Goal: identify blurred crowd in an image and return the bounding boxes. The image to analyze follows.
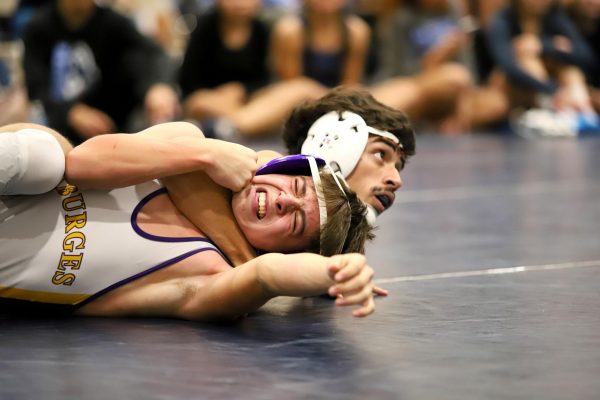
[1,0,599,143]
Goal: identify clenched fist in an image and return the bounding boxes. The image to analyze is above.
[203,139,258,192]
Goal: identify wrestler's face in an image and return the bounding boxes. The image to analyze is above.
[232,174,321,252]
[346,136,403,215]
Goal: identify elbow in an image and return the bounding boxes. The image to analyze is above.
[64,136,110,187]
[64,145,90,186]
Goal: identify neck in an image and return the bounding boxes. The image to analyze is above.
[307,10,341,29]
[220,13,252,30]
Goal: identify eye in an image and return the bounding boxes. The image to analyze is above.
[295,212,300,234]
[374,150,386,160]
[292,211,296,232]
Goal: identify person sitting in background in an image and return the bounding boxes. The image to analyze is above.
[179,0,326,138]
[271,0,494,133]
[486,0,599,137]
[22,0,180,144]
[564,0,600,114]
[373,0,509,132]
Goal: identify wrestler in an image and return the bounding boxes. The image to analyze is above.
[0,122,374,320]
[164,89,414,298]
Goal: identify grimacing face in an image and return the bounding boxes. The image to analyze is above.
[345,136,403,214]
[232,173,321,252]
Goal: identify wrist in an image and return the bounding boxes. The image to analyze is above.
[255,253,285,295]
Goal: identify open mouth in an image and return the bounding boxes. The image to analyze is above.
[256,191,266,220]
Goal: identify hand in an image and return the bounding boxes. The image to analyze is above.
[513,33,542,58]
[68,103,115,139]
[145,83,181,124]
[203,139,258,192]
[326,254,375,317]
[553,35,572,53]
[440,31,469,55]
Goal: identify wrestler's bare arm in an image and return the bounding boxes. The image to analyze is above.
[163,150,282,267]
[65,121,257,191]
[78,253,375,321]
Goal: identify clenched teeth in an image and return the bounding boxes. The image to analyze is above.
[257,192,266,219]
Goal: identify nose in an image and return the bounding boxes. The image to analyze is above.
[385,167,402,190]
[275,192,302,214]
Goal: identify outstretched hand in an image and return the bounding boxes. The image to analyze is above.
[204,139,258,192]
[326,254,375,317]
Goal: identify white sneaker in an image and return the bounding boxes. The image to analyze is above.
[513,108,577,139]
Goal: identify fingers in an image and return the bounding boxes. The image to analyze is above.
[327,253,365,282]
[206,142,258,192]
[328,264,373,297]
[327,254,376,317]
[353,295,375,318]
[372,285,388,297]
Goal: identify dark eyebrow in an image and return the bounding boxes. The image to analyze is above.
[373,136,398,150]
[298,177,307,236]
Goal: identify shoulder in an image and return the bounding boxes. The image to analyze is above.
[346,15,370,46]
[90,6,139,38]
[23,4,55,35]
[346,15,370,36]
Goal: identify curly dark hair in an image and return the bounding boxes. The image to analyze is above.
[283,87,416,161]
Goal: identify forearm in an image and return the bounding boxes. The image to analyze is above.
[255,253,332,297]
[65,122,211,188]
[163,171,257,266]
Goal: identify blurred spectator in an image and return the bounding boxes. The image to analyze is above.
[111,0,189,59]
[564,0,600,113]
[271,0,502,133]
[0,0,30,126]
[373,0,508,132]
[486,0,596,114]
[22,0,180,144]
[179,0,326,138]
[272,0,371,87]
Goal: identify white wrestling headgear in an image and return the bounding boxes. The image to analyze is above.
[300,111,402,225]
[301,111,401,178]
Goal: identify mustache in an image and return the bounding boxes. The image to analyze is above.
[372,185,397,194]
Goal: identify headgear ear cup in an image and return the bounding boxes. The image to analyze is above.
[301,111,369,178]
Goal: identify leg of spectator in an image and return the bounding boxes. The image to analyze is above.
[466,86,510,129]
[554,65,594,112]
[369,76,422,112]
[230,77,328,136]
[183,82,246,121]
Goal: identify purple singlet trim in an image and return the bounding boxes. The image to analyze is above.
[75,247,221,309]
[131,187,212,243]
